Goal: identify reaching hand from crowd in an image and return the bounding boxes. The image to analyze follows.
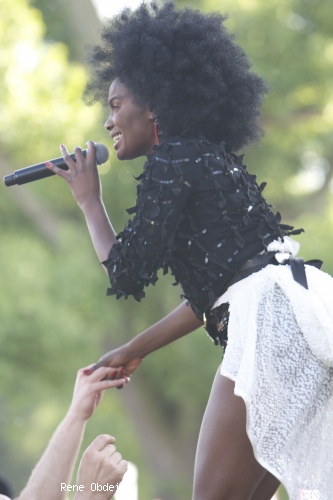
[18,365,129,500]
[68,365,130,420]
[74,434,128,500]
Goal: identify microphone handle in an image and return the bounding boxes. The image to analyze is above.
[4,150,88,187]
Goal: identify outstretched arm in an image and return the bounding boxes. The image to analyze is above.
[18,366,128,500]
[94,301,203,379]
[128,300,203,359]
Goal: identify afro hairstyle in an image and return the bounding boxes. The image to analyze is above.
[85,1,268,151]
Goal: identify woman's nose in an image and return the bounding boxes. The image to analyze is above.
[104,114,113,131]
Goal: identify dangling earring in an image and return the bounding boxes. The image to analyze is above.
[154,118,160,145]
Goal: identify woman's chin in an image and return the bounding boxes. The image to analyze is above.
[114,144,126,160]
[116,149,146,161]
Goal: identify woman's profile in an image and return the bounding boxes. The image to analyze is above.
[46,3,333,498]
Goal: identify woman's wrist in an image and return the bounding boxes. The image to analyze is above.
[78,195,104,215]
[127,325,164,359]
[125,338,146,360]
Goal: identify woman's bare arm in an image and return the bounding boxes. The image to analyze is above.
[94,301,203,378]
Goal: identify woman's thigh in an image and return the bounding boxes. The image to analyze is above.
[250,471,280,500]
[192,368,270,500]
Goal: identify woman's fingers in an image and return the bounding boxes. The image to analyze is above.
[44,144,86,175]
[72,144,86,164]
[92,353,116,371]
[82,365,124,380]
[80,363,131,391]
[45,160,71,181]
[44,143,76,181]
[97,378,129,390]
[86,140,97,163]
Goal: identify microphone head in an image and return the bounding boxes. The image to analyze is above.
[95,143,109,165]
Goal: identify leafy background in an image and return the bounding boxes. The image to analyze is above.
[0,0,332,498]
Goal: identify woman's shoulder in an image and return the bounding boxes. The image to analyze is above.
[148,135,228,164]
[143,136,244,187]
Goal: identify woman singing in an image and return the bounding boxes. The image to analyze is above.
[46,3,333,498]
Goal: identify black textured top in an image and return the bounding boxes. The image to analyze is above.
[102,137,298,320]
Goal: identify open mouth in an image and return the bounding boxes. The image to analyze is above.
[113,133,122,144]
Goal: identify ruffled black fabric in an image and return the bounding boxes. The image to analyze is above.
[102,136,301,320]
[204,302,230,349]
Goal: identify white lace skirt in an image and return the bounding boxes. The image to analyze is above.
[215,263,333,500]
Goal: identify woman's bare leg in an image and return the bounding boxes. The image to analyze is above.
[250,471,280,500]
[193,369,270,500]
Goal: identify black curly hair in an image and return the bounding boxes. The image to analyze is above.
[85,1,268,151]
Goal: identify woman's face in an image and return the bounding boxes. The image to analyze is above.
[105,79,156,160]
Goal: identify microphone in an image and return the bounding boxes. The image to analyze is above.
[3,143,109,187]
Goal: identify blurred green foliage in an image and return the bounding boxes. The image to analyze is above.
[0,0,332,498]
